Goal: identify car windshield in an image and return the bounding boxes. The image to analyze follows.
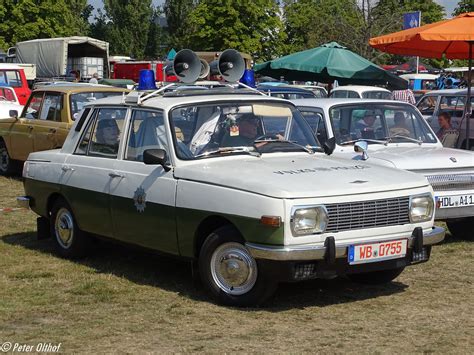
[170,101,320,160]
[70,92,125,119]
[329,103,438,145]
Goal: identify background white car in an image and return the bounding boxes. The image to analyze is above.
[330,85,391,100]
[293,98,474,240]
[0,85,23,118]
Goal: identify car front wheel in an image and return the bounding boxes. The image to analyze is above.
[198,226,276,307]
[50,197,89,258]
[0,141,18,176]
[348,267,405,285]
[447,218,474,240]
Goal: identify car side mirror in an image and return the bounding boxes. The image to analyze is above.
[143,149,171,171]
[323,137,336,155]
[9,109,18,119]
[354,141,368,160]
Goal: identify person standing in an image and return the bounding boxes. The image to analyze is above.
[89,73,99,84]
[391,89,416,105]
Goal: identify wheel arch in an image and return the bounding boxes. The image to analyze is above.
[193,215,243,258]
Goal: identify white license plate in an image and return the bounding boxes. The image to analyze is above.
[435,194,474,209]
[348,239,407,265]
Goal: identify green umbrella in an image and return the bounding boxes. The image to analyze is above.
[254,42,407,90]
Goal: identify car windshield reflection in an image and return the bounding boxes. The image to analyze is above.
[170,102,320,159]
[329,104,438,145]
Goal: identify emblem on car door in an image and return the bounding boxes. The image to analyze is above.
[133,186,147,213]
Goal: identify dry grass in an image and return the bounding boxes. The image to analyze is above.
[0,176,473,353]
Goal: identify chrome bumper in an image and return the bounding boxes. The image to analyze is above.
[246,226,445,261]
[16,196,31,209]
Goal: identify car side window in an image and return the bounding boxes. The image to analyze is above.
[39,94,62,121]
[440,96,465,118]
[417,96,436,115]
[23,92,44,119]
[5,70,21,87]
[126,109,168,162]
[76,108,127,159]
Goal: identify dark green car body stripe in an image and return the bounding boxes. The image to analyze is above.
[24,178,285,257]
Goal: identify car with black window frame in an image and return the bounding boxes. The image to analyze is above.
[17,50,444,306]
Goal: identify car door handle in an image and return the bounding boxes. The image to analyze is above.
[109,172,125,178]
[49,128,57,133]
[27,125,33,130]
[61,165,74,172]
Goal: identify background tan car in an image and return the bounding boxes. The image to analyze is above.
[0,85,129,175]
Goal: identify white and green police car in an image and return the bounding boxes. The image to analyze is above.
[18,89,445,306]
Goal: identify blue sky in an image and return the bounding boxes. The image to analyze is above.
[88,0,457,18]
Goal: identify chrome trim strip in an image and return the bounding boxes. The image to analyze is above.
[246,226,445,261]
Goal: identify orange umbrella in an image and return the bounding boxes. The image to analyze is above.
[370,12,474,149]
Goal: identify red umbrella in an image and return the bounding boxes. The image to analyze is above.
[370,12,474,149]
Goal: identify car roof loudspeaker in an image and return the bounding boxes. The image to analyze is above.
[199,59,210,79]
[165,49,201,84]
[210,49,245,83]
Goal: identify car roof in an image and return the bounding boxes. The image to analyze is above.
[257,85,315,94]
[31,85,130,94]
[331,85,391,93]
[90,89,292,110]
[423,88,468,95]
[291,98,411,109]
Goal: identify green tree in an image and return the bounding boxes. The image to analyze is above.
[0,0,90,51]
[103,0,153,58]
[164,0,196,49]
[453,0,474,16]
[145,7,169,59]
[184,0,286,61]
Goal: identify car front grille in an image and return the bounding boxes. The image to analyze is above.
[426,174,474,191]
[325,197,410,233]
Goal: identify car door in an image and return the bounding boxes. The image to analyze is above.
[60,107,127,237]
[110,108,178,254]
[297,107,329,146]
[32,92,68,152]
[9,91,44,160]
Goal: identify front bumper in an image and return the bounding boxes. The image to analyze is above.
[246,227,444,282]
[245,226,445,262]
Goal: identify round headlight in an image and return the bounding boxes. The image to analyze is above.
[291,206,328,236]
[410,194,434,223]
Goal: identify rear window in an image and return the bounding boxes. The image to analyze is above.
[70,91,125,120]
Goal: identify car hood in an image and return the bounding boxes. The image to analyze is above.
[174,153,429,199]
[334,145,473,172]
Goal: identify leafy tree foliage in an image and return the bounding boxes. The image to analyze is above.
[0,0,90,51]
[184,0,287,61]
[103,0,153,58]
[145,7,169,59]
[164,0,196,49]
[453,0,474,16]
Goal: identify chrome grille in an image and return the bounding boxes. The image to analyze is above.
[325,197,410,233]
[426,174,474,191]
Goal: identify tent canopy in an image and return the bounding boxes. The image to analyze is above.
[254,42,407,90]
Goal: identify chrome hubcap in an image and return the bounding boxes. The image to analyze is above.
[210,242,257,296]
[55,208,74,249]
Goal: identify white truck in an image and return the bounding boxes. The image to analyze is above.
[7,36,109,81]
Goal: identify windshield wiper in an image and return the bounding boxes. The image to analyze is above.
[253,139,318,154]
[385,135,423,145]
[339,138,388,146]
[195,146,261,158]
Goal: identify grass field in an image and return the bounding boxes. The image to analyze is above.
[0,176,473,353]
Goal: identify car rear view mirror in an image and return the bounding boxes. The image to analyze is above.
[9,110,18,119]
[143,149,171,171]
[323,137,336,155]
